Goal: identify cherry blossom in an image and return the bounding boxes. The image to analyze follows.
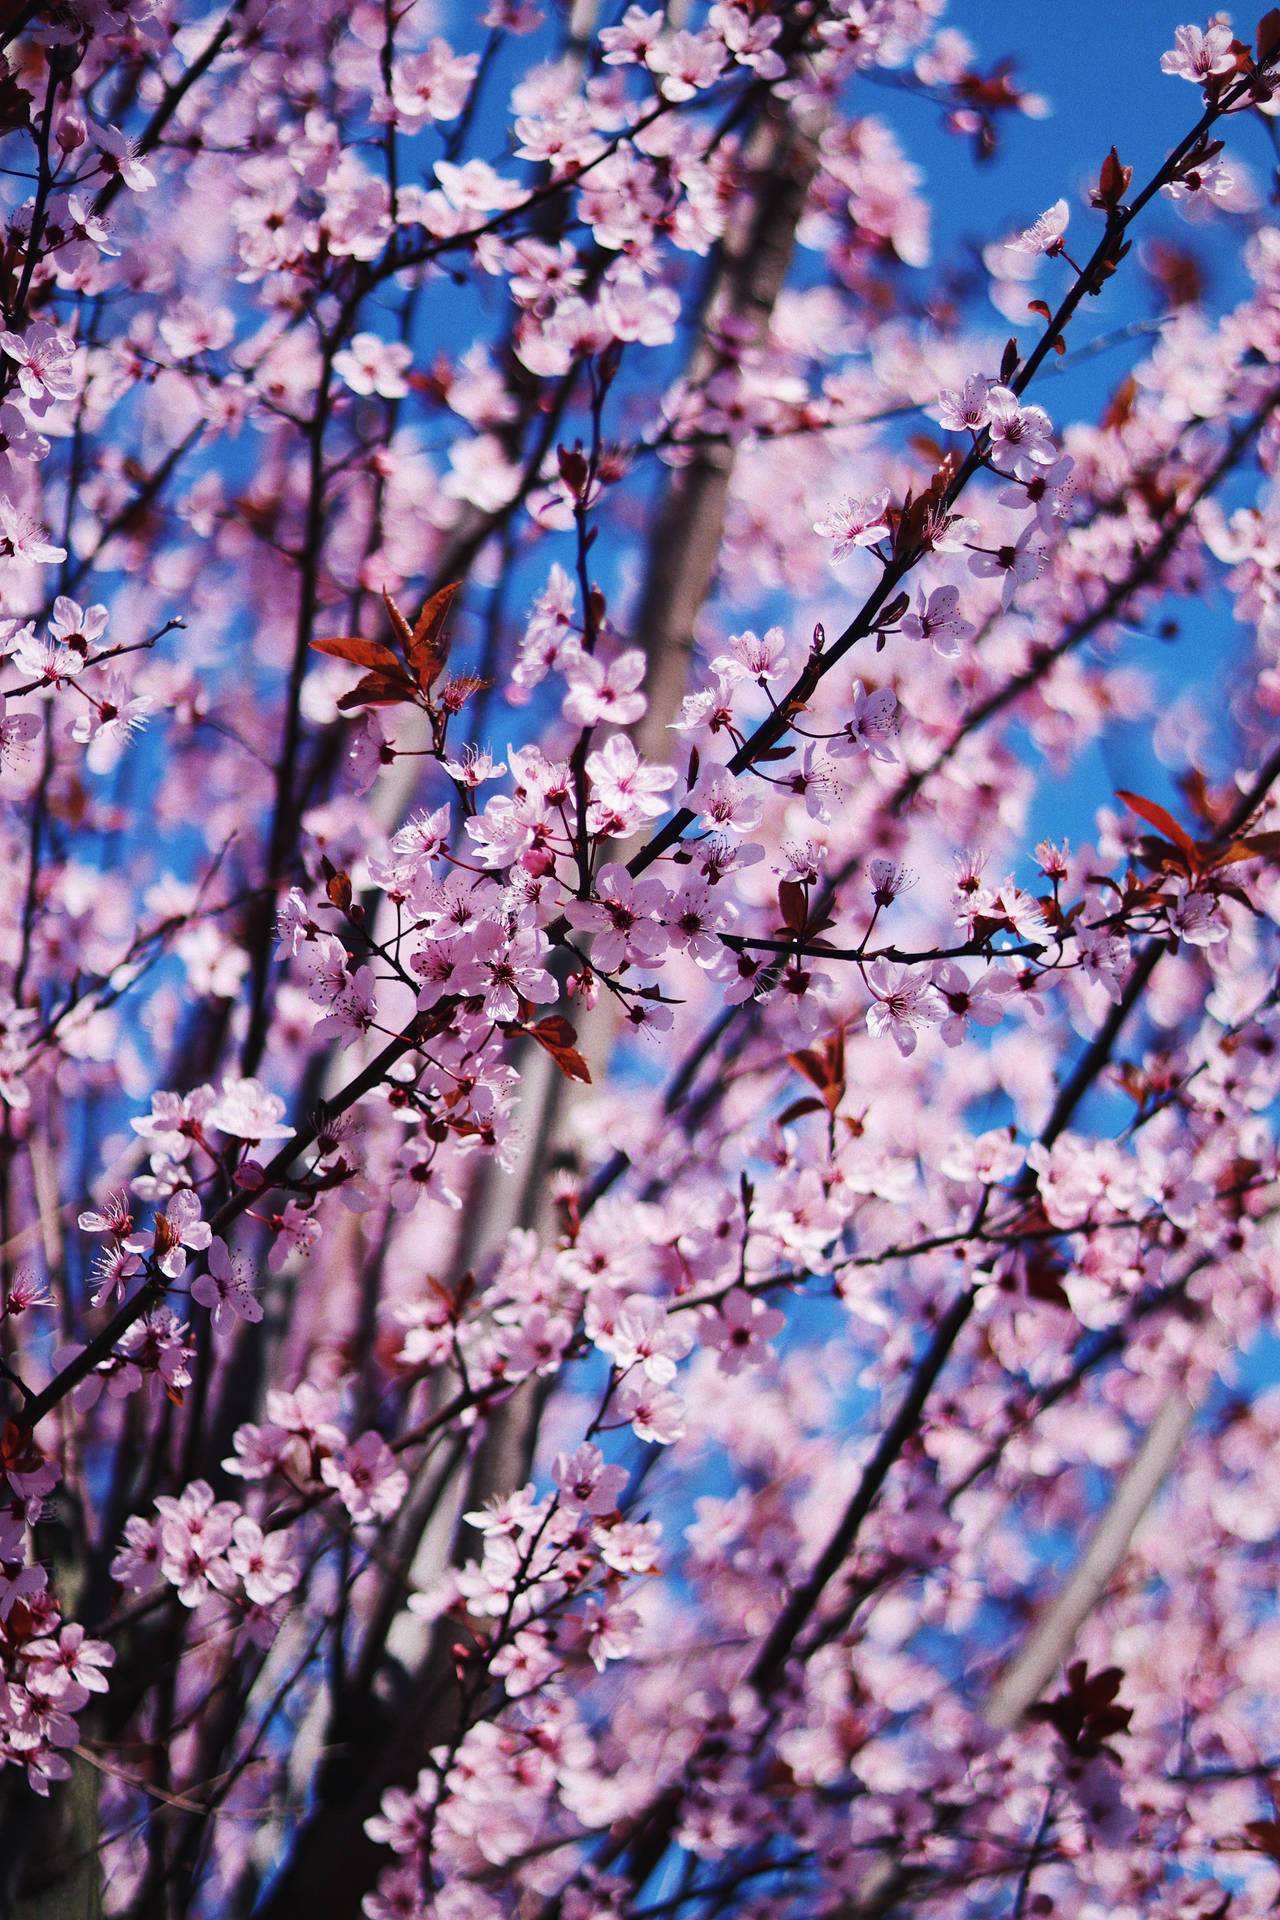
[968,525,1046,607]
[1160,22,1238,83]
[828,680,899,762]
[864,960,945,1055]
[0,5,1276,1911]
[813,488,891,559]
[320,1432,409,1526]
[699,1288,786,1372]
[205,1078,295,1144]
[333,333,413,401]
[1008,197,1070,256]
[191,1238,263,1331]
[898,584,974,657]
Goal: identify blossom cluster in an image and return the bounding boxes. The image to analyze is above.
[0,3,1278,1918]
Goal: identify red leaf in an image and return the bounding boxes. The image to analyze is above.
[1243,1817,1280,1860]
[787,1047,827,1090]
[528,1015,591,1084]
[407,580,459,691]
[381,589,414,653]
[336,670,420,709]
[775,1095,827,1128]
[1027,299,1052,321]
[778,880,808,934]
[1115,789,1198,863]
[528,1014,576,1049]
[311,635,407,675]
[1260,8,1280,65]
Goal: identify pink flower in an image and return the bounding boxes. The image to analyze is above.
[585,732,677,834]
[0,694,41,772]
[469,921,557,1023]
[553,1443,629,1515]
[646,26,728,100]
[127,1188,212,1281]
[614,1381,685,1444]
[599,5,663,63]
[321,1431,409,1525]
[155,1481,239,1608]
[782,743,842,822]
[984,387,1057,479]
[898,585,973,658]
[91,121,156,192]
[829,681,899,763]
[333,332,413,400]
[390,1139,463,1213]
[71,672,154,772]
[2,1267,48,1315]
[48,596,108,650]
[0,499,66,568]
[206,1077,295,1143]
[593,1294,693,1383]
[700,1288,785,1373]
[191,1238,263,1330]
[226,1516,299,1604]
[390,40,479,128]
[78,1190,133,1237]
[562,647,648,728]
[563,864,669,971]
[968,526,1045,608]
[0,321,78,412]
[88,1245,143,1308]
[864,961,944,1056]
[25,1624,113,1703]
[929,961,1011,1046]
[1160,22,1237,83]
[716,625,790,683]
[690,767,764,837]
[110,1515,162,1594]
[576,1593,641,1670]
[813,489,891,560]
[1074,924,1131,1004]
[663,881,731,966]
[936,375,992,433]
[1165,880,1228,946]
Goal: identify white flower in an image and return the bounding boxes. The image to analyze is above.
[1008,198,1069,256]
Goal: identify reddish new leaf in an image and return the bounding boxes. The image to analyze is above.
[1116,789,1198,863]
[775,1095,828,1128]
[778,880,808,934]
[528,1015,591,1083]
[1243,1817,1280,1860]
[1261,7,1280,65]
[380,589,414,654]
[336,670,420,709]
[311,635,407,676]
[407,580,459,691]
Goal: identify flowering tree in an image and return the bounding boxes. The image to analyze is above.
[4,0,1280,1914]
